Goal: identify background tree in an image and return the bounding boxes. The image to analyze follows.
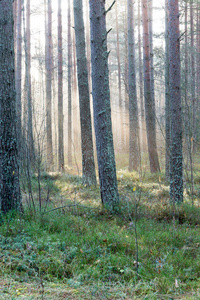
[73,0,96,186]
[89,0,119,210]
[142,0,160,173]
[58,0,64,171]
[68,0,72,166]
[127,0,139,171]
[0,0,22,213]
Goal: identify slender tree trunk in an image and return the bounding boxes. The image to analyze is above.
[141,0,160,173]
[45,0,53,169]
[58,0,64,171]
[16,0,22,160]
[68,1,72,166]
[73,0,97,186]
[190,1,196,153]
[0,0,22,213]
[89,0,119,210]
[165,0,170,181]
[138,0,146,153]
[127,0,139,171]
[26,0,34,160]
[168,0,183,203]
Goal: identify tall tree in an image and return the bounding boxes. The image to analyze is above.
[0,0,22,213]
[25,0,34,160]
[58,0,64,170]
[127,0,139,171]
[73,0,97,186]
[165,0,170,181]
[45,0,53,168]
[141,0,160,173]
[168,0,183,202]
[89,0,119,210]
[16,0,22,157]
[68,0,72,166]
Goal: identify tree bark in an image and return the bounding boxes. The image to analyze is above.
[68,0,72,166]
[141,0,160,173]
[89,0,119,210]
[168,0,183,203]
[127,0,139,171]
[58,0,64,171]
[73,0,97,186]
[45,0,53,169]
[0,0,22,213]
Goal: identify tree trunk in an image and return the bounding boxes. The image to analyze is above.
[45,0,53,169]
[141,0,160,173]
[58,0,64,171]
[89,0,119,210]
[138,0,146,153]
[16,0,22,161]
[165,0,170,181]
[73,0,97,186]
[0,0,22,213]
[168,0,183,203]
[127,0,139,171]
[26,0,34,161]
[68,0,72,166]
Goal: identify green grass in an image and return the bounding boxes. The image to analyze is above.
[0,170,200,299]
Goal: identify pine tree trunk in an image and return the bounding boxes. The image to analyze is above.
[46,0,53,169]
[89,0,119,210]
[73,0,96,186]
[58,0,64,171]
[26,0,34,161]
[127,0,139,171]
[16,0,22,160]
[68,1,72,166]
[165,0,170,181]
[0,0,22,213]
[168,0,183,203]
[141,0,160,173]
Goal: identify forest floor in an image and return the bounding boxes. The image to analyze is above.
[0,161,200,299]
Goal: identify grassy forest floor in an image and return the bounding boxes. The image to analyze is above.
[0,159,200,299]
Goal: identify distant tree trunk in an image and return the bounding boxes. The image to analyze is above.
[141,0,160,173]
[165,0,170,181]
[58,0,64,171]
[190,1,196,153]
[45,0,53,169]
[16,0,22,159]
[85,0,91,89]
[26,0,34,160]
[127,0,139,171]
[148,0,155,112]
[73,0,96,186]
[89,0,119,210]
[68,1,72,166]
[168,0,183,203]
[138,0,146,153]
[0,0,22,213]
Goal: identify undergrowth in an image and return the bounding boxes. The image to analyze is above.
[0,171,200,299]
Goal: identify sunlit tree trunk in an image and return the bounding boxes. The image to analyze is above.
[89,0,119,210]
[68,0,72,166]
[0,0,22,213]
[45,0,53,169]
[168,0,183,203]
[127,0,139,171]
[58,0,64,171]
[141,0,160,173]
